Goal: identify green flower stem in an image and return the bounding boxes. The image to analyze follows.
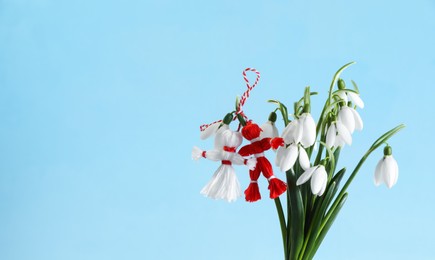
[306,193,348,260]
[299,182,337,260]
[286,169,305,260]
[274,198,288,259]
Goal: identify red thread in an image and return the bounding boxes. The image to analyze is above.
[221,160,232,165]
[199,120,222,132]
[202,151,206,158]
[223,146,236,153]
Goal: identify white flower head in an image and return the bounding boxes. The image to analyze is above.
[338,106,363,134]
[296,165,328,196]
[374,146,399,188]
[277,116,312,172]
[260,121,279,139]
[299,112,316,148]
[282,120,302,144]
[261,112,279,139]
[337,79,364,109]
[326,121,352,148]
[276,144,310,172]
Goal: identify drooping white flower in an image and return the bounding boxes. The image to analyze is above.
[282,120,302,145]
[374,146,399,188]
[325,121,352,148]
[298,112,316,147]
[296,165,328,196]
[276,118,312,172]
[276,144,310,172]
[261,112,279,139]
[260,121,279,139]
[338,106,363,134]
[337,91,364,109]
[347,92,364,109]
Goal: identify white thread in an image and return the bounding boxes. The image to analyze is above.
[268,176,276,181]
[254,152,265,158]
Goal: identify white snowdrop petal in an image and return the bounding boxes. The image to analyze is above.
[348,92,365,109]
[273,125,279,138]
[296,166,316,186]
[384,156,399,188]
[318,179,327,196]
[298,147,311,171]
[337,91,348,103]
[334,135,346,148]
[275,146,286,167]
[311,167,327,195]
[326,124,336,148]
[280,144,299,172]
[336,121,352,145]
[350,108,363,131]
[338,107,355,134]
[293,120,303,144]
[260,121,274,139]
[282,121,297,144]
[374,158,384,186]
[300,113,316,147]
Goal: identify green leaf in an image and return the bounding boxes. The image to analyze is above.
[286,170,305,259]
[274,198,287,259]
[300,182,337,259]
[307,193,348,259]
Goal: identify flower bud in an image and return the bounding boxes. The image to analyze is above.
[338,78,346,90]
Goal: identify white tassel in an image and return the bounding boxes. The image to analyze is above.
[192,146,204,160]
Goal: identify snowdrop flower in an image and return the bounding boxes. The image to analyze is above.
[337,79,365,109]
[374,146,399,188]
[276,144,310,172]
[296,164,328,196]
[276,116,314,172]
[326,121,352,148]
[298,112,316,147]
[338,106,363,134]
[260,112,279,139]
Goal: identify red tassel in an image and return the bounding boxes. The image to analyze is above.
[268,178,287,199]
[244,182,261,202]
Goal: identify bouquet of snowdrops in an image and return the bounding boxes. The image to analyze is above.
[192,62,404,260]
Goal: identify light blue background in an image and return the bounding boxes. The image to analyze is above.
[1,0,433,259]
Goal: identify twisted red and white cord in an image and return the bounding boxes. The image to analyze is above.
[200,119,222,132]
[199,68,261,132]
[237,68,261,117]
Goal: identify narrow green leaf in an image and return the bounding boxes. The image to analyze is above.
[307,193,348,259]
[274,198,287,259]
[301,182,337,259]
[286,170,305,259]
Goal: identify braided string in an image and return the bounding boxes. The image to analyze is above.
[199,68,261,131]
